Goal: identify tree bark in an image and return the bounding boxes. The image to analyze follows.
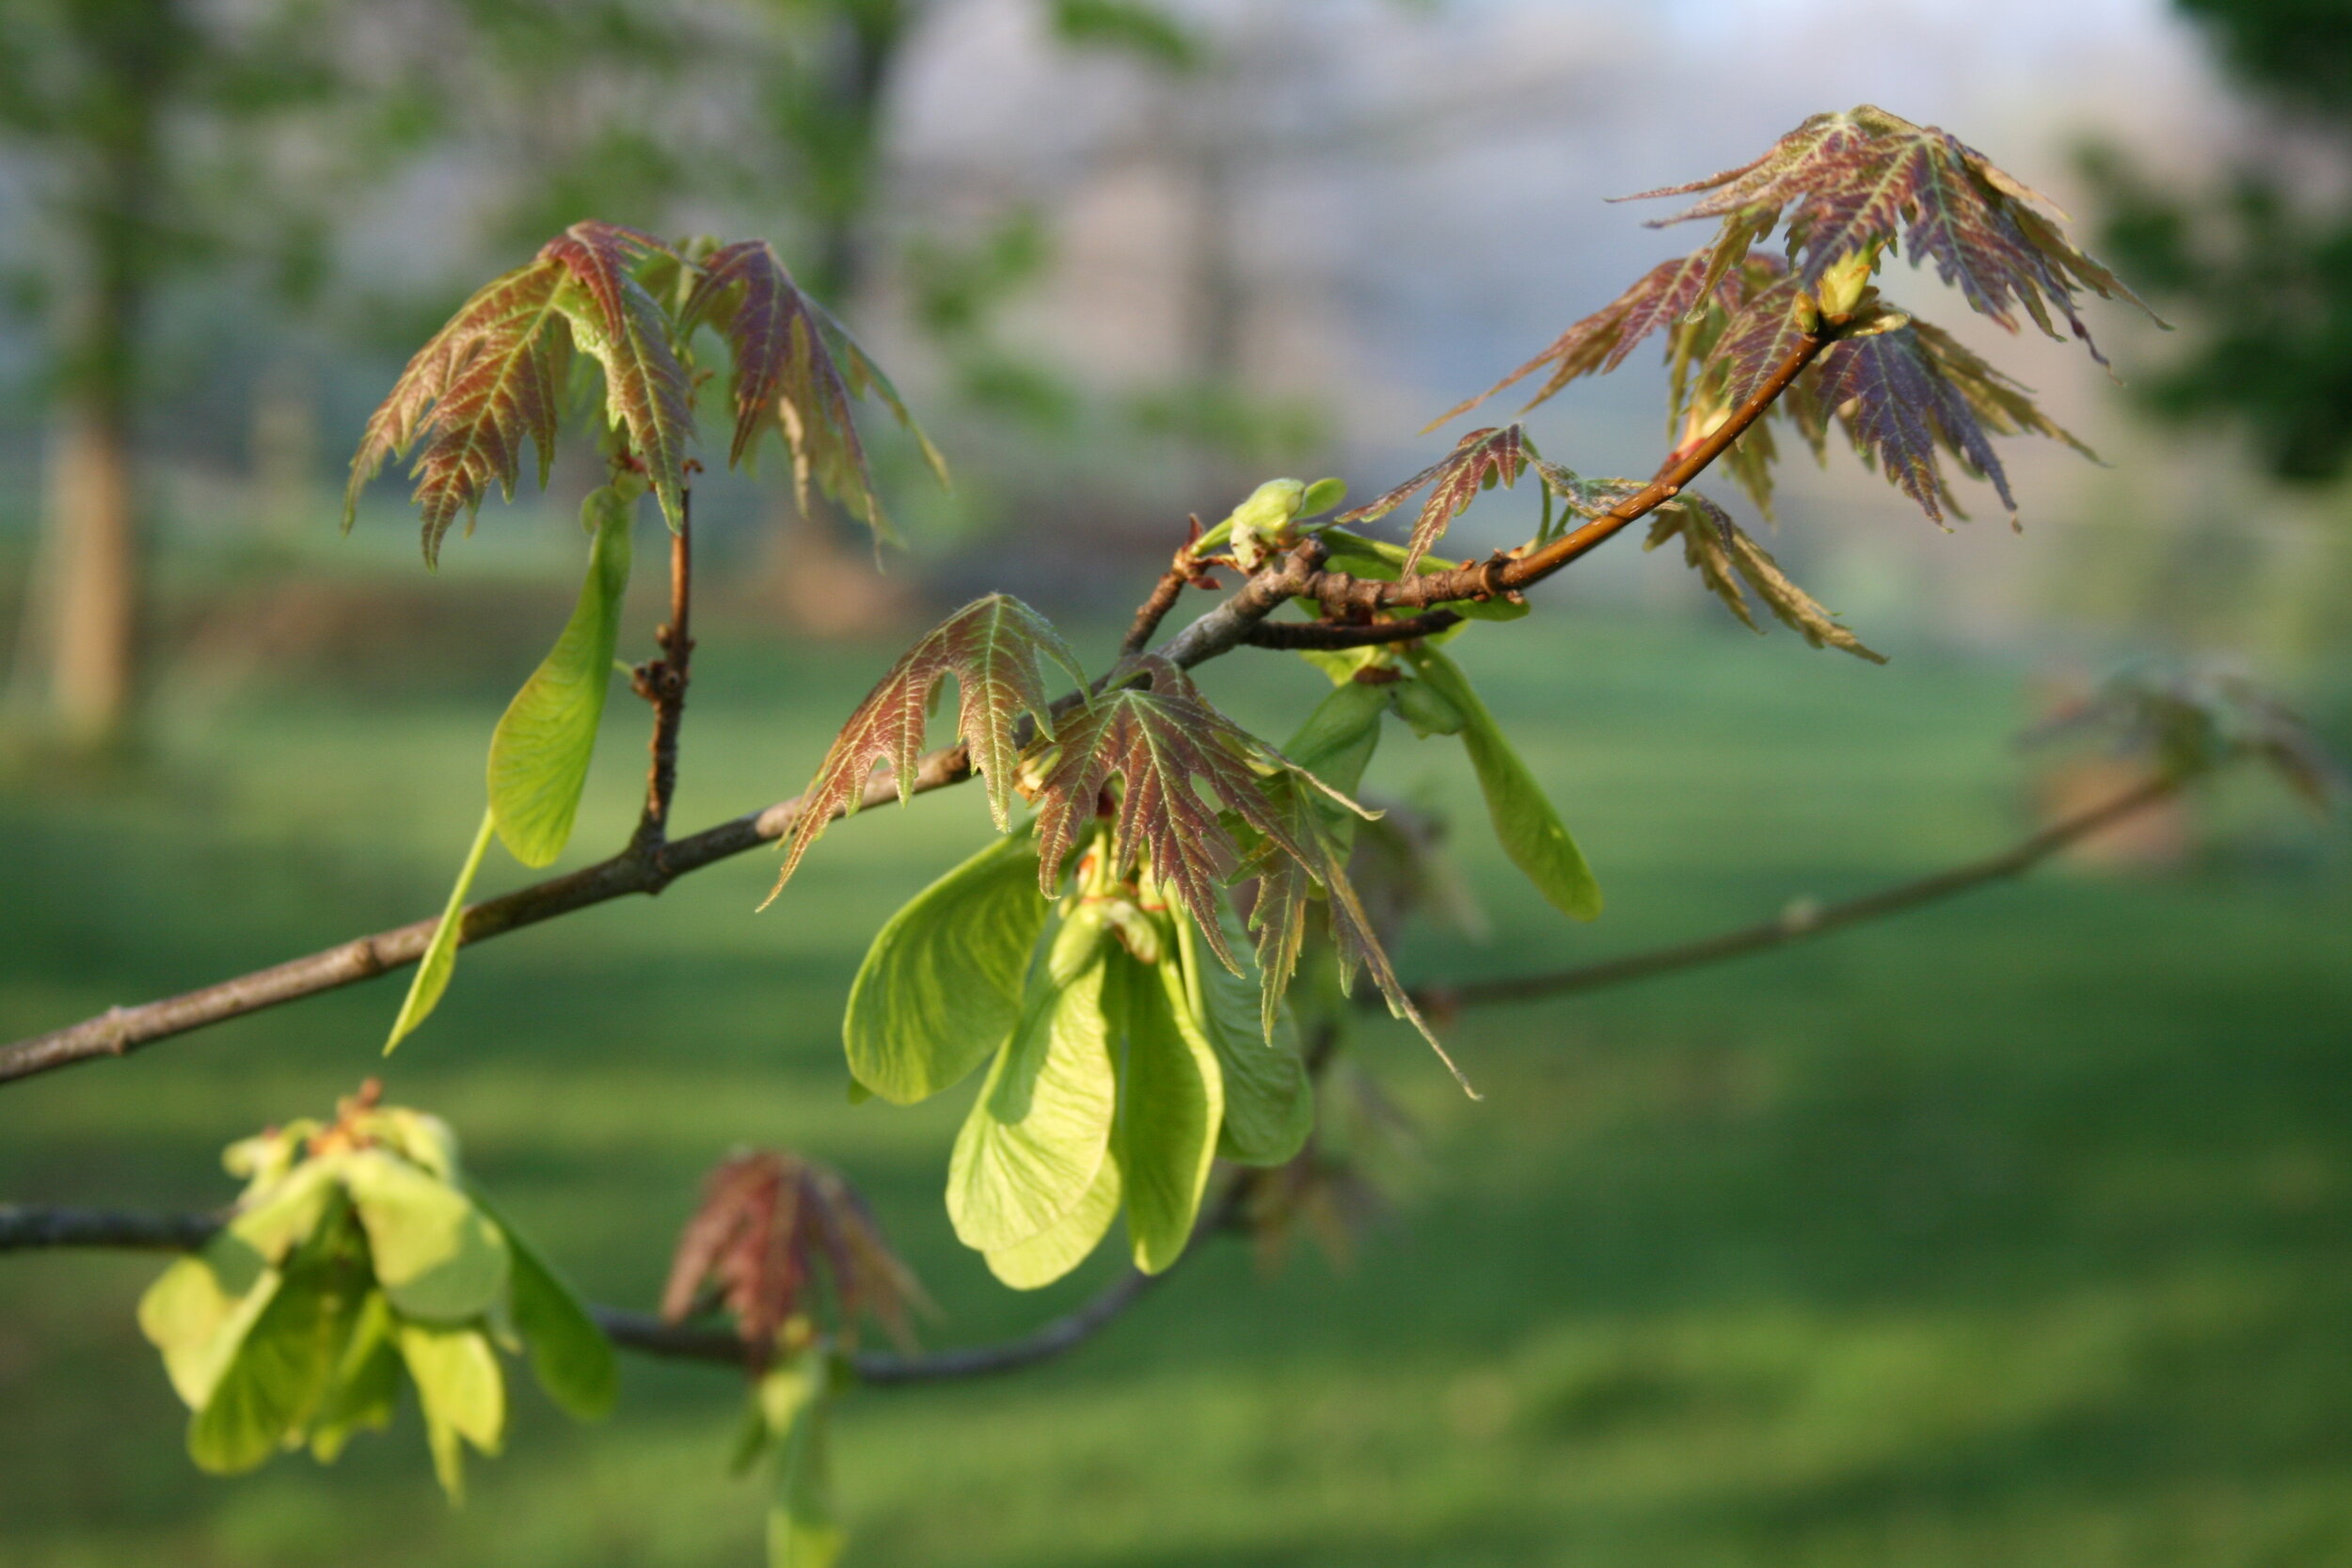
[41,396,140,749]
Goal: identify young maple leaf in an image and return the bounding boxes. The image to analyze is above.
[1428,252,1740,427]
[1337,424,1528,575]
[1238,767,1475,1096]
[1026,657,1307,974]
[1701,269,1822,414]
[345,258,570,564]
[540,221,695,531]
[347,220,693,562]
[1621,104,2158,359]
[1643,496,1883,663]
[661,1150,926,1364]
[681,240,948,544]
[765,594,1085,903]
[1803,315,2095,525]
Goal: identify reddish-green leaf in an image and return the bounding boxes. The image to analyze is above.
[1237,765,1475,1097]
[1429,253,1728,426]
[1027,658,1293,975]
[767,595,1085,902]
[661,1151,924,1361]
[345,259,570,565]
[542,221,694,531]
[682,240,946,543]
[1337,424,1528,575]
[1703,270,1819,414]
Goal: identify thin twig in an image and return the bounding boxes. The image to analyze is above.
[1414,771,2188,1014]
[1120,519,1210,657]
[0,1197,1218,1386]
[629,495,695,855]
[1271,330,1833,643]
[0,1205,224,1251]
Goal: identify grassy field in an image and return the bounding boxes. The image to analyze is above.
[3,603,2347,1568]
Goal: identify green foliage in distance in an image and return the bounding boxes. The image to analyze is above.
[2082,1,2352,483]
[136,1088,613,1499]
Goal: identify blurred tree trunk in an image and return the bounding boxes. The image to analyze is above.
[8,0,172,752]
[42,399,140,748]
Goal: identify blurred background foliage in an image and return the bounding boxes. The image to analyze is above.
[1,1,2348,1564]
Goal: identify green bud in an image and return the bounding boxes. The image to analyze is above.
[1817,245,1879,322]
[1222,478,1308,566]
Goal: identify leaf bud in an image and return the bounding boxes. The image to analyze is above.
[1223,478,1308,567]
[1817,246,1879,323]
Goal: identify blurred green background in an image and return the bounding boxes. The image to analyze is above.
[4,0,2351,1563]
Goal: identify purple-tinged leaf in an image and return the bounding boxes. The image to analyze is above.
[681,241,946,544]
[1807,315,2094,524]
[1338,425,1528,576]
[1428,253,1722,425]
[766,595,1085,901]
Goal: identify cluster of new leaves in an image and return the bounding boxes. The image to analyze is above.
[764,598,1438,1074]
[1429,107,2140,533]
[1622,103,2155,355]
[660,1150,923,1363]
[347,221,937,564]
[1025,657,1429,1050]
[136,1087,613,1501]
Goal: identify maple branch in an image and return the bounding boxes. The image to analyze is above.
[583,1275,1162,1381]
[1246,610,1461,650]
[0,331,1827,1088]
[0,1205,223,1252]
[629,494,695,855]
[1412,770,2187,1015]
[0,747,974,1086]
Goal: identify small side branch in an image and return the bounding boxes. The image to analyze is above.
[1273,329,1834,635]
[2,1202,1195,1387]
[1120,518,1214,657]
[1415,772,2187,1014]
[0,1205,224,1251]
[629,497,695,857]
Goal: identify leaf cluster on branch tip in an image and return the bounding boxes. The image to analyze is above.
[136,1084,612,1501]
[345,220,944,566]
